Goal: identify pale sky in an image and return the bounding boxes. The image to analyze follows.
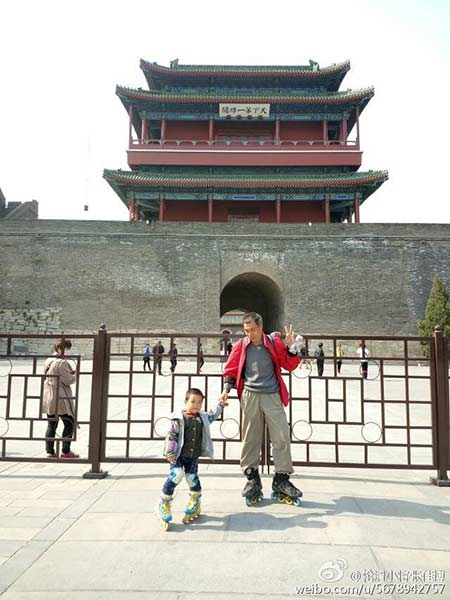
[1,0,450,223]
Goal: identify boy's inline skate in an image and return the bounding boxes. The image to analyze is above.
[157,493,173,530]
[271,473,302,507]
[182,490,202,524]
[242,467,263,506]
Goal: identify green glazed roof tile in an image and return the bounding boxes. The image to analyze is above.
[103,169,388,188]
[116,85,374,105]
[140,59,351,77]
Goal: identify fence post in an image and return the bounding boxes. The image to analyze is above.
[83,325,108,479]
[431,327,450,486]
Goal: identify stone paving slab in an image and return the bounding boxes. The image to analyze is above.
[6,540,383,597]
[0,593,180,600]
[0,463,449,599]
[0,541,25,559]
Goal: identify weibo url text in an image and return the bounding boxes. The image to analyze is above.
[296,583,446,596]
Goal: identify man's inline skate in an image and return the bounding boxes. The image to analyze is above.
[182,490,202,524]
[271,473,302,507]
[157,493,173,530]
[242,467,263,506]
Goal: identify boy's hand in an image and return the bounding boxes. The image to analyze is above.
[166,454,176,464]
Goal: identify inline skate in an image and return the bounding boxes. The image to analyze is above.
[182,490,202,524]
[157,493,173,530]
[242,467,263,506]
[271,473,302,507]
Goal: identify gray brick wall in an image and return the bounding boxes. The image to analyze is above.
[1,220,449,335]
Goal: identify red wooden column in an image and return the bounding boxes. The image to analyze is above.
[324,198,330,223]
[342,118,348,144]
[354,199,360,223]
[159,198,165,222]
[322,119,328,144]
[275,118,280,145]
[276,198,281,223]
[208,118,214,144]
[355,105,360,148]
[347,207,352,223]
[141,116,148,143]
[208,196,213,222]
[161,118,167,144]
[129,198,136,222]
[128,106,133,147]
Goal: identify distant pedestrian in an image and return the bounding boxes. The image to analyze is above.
[315,343,325,377]
[143,343,152,372]
[153,341,165,375]
[169,343,178,373]
[336,342,344,374]
[43,338,79,459]
[357,342,369,379]
[198,343,204,373]
[226,340,233,356]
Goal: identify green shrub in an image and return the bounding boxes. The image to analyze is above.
[418,276,450,356]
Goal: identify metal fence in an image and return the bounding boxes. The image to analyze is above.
[0,328,448,484]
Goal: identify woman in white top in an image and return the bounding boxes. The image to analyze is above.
[356,342,369,379]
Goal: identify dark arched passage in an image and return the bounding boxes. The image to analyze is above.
[220,272,284,333]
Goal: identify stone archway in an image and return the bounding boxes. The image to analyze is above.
[220,272,284,333]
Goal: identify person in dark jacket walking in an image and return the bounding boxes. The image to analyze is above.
[197,343,204,373]
[152,341,165,375]
[315,343,325,377]
[169,343,178,373]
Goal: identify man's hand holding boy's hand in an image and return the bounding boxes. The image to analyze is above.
[166,454,176,464]
[219,390,229,406]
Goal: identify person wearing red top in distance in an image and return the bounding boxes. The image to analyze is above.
[220,312,304,506]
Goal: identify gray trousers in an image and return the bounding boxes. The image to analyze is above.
[240,389,294,475]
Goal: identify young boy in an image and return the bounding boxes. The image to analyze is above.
[158,388,225,527]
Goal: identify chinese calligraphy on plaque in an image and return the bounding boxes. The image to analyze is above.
[219,103,270,118]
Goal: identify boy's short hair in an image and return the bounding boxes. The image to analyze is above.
[185,387,204,402]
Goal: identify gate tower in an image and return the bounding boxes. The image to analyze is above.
[104,59,388,223]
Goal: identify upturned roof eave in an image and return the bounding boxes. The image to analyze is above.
[103,169,389,189]
[139,58,351,78]
[115,85,374,108]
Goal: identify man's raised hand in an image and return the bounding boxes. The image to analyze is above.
[284,324,295,347]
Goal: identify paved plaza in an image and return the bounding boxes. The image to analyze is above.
[0,358,449,599]
[0,460,450,599]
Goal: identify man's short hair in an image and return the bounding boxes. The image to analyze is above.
[242,312,263,326]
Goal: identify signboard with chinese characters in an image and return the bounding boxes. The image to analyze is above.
[219,103,270,118]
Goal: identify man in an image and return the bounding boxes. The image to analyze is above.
[315,342,325,377]
[169,343,178,373]
[198,343,204,373]
[336,342,344,375]
[152,340,165,375]
[143,343,152,372]
[220,312,303,502]
[357,342,369,379]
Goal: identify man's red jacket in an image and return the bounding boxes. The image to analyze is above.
[223,333,300,407]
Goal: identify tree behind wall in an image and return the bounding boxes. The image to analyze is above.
[418,276,450,357]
